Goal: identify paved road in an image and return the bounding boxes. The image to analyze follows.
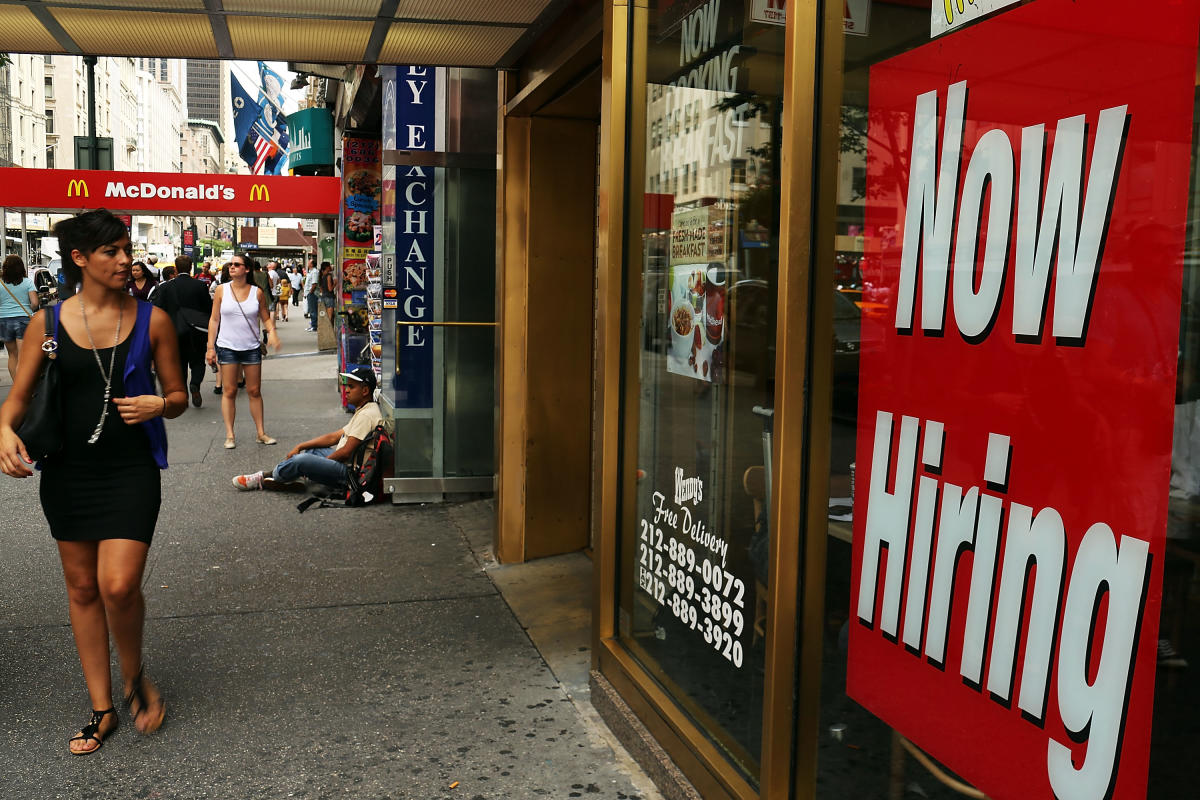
[0,309,651,799]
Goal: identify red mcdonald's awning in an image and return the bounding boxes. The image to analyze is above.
[0,167,341,217]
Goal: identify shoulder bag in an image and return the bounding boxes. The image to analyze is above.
[1,279,33,318]
[15,307,62,461]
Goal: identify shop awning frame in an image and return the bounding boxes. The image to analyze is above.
[0,0,577,68]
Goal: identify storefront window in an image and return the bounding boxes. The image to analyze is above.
[617,0,785,785]
[822,1,1200,798]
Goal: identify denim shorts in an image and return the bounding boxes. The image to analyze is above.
[0,315,30,343]
[215,345,263,365]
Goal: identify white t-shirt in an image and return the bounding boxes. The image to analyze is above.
[337,401,382,451]
[214,284,264,351]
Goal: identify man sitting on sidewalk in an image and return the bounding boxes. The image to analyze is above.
[232,367,382,492]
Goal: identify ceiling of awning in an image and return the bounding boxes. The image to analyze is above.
[0,0,574,67]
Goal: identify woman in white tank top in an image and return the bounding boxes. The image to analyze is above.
[204,254,280,449]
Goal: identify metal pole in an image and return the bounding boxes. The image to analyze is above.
[20,211,29,266]
[83,56,97,169]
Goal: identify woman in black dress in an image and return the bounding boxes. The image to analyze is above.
[0,209,186,755]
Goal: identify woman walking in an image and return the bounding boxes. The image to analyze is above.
[126,260,157,301]
[0,209,186,754]
[206,252,280,449]
[319,261,336,327]
[0,254,39,381]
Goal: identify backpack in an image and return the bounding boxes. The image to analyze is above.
[297,423,393,512]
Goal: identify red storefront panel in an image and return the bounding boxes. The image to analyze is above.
[848,2,1200,799]
[0,168,340,216]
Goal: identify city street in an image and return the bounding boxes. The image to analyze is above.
[0,311,655,799]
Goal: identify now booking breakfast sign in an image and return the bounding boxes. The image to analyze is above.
[848,1,1200,799]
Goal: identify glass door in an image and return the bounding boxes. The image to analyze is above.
[379,67,496,502]
[614,1,787,787]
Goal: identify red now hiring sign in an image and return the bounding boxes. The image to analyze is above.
[849,2,1199,799]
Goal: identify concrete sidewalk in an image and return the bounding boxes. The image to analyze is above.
[0,314,658,800]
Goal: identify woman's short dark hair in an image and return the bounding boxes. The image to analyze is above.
[53,209,128,285]
[2,254,26,285]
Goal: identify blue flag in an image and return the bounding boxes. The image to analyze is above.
[255,62,289,175]
[231,75,260,172]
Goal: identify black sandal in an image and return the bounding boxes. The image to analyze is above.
[69,707,117,755]
[124,666,166,734]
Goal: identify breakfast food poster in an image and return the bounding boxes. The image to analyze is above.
[341,135,381,293]
[666,206,726,383]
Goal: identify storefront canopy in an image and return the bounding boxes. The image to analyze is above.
[0,1,563,67]
[0,168,341,217]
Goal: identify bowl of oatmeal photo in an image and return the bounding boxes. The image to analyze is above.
[670,300,699,361]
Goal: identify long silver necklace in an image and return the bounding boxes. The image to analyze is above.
[79,298,124,445]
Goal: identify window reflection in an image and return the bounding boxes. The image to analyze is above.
[620,1,785,784]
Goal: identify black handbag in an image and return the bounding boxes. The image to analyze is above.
[15,308,62,461]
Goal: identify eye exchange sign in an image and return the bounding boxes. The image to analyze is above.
[393,66,438,410]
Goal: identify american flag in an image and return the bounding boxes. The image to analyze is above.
[252,135,275,175]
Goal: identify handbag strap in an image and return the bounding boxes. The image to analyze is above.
[1,279,33,318]
[226,282,261,342]
[39,303,58,359]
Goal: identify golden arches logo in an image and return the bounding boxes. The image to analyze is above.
[67,179,89,198]
[249,183,270,203]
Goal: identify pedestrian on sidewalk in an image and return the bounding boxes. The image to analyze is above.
[290,262,303,309]
[276,274,291,322]
[303,257,319,330]
[145,264,174,303]
[206,252,281,449]
[0,254,39,382]
[266,260,282,322]
[153,255,213,407]
[0,208,186,755]
[318,261,336,327]
[250,258,274,327]
[126,260,157,301]
[210,262,246,396]
[233,367,380,492]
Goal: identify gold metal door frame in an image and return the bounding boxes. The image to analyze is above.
[785,2,846,796]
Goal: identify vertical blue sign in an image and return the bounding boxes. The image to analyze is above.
[394,66,437,409]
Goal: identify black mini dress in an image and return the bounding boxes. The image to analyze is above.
[39,330,160,544]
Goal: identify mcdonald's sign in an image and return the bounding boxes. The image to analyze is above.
[0,168,339,215]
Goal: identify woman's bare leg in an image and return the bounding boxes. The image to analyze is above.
[243,362,267,438]
[4,339,18,381]
[220,363,240,439]
[97,538,163,734]
[57,541,117,753]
